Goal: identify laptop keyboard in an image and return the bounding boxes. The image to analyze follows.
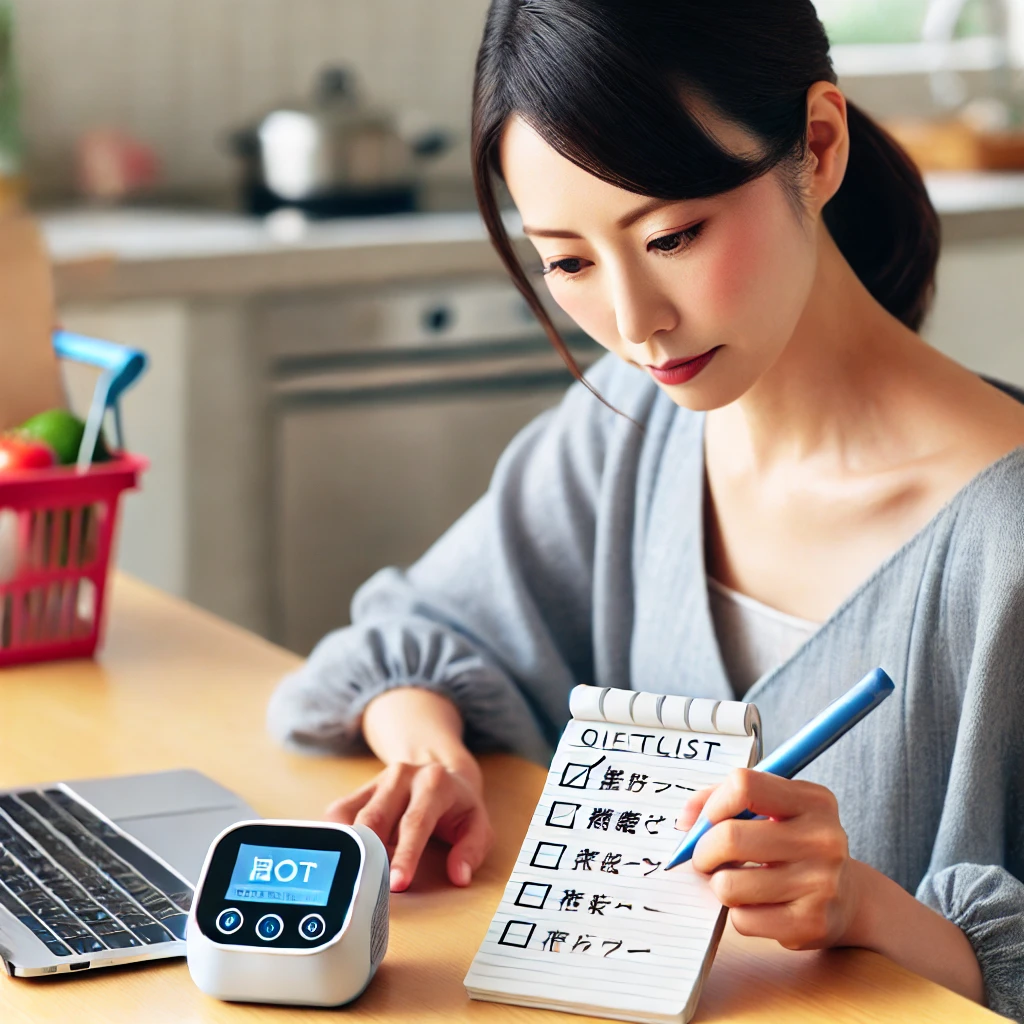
[0,788,192,958]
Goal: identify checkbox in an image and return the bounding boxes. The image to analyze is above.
[545,801,580,828]
[514,881,551,910]
[560,763,594,789]
[498,920,536,948]
[530,842,567,870]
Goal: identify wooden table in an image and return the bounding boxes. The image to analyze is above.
[0,576,1008,1023]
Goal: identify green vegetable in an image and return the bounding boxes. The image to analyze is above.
[18,409,112,466]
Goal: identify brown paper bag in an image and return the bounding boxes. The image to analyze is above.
[0,211,65,431]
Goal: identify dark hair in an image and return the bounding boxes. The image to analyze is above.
[472,0,940,383]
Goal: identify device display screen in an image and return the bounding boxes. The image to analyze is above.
[225,844,342,907]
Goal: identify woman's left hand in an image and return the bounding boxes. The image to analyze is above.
[677,768,863,951]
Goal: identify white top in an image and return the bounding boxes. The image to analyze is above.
[707,577,820,699]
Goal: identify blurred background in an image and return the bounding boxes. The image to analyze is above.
[1,0,1023,654]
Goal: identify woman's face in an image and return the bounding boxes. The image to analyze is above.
[500,116,821,410]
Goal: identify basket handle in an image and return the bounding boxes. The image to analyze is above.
[52,331,149,471]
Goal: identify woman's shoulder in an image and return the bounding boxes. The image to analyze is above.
[948,445,1024,541]
[941,445,1024,612]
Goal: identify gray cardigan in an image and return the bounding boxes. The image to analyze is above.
[268,355,1024,1019]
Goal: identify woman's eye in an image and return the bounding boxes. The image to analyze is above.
[542,257,590,277]
[648,223,703,254]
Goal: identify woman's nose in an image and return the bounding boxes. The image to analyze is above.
[611,268,678,347]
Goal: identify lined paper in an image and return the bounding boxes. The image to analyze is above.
[466,713,758,1024]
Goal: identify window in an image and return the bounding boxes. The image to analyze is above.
[815,0,990,46]
[813,0,1021,77]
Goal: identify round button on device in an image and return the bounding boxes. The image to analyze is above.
[216,908,244,935]
[299,913,326,941]
[255,914,284,942]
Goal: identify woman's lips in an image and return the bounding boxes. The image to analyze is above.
[646,347,720,385]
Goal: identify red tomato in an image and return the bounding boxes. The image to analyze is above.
[0,434,57,473]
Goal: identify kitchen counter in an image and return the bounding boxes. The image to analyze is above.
[44,208,518,302]
[40,171,1024,303]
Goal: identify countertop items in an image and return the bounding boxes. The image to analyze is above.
[0,573,1006,1024]
[885,118,1024,174]
[230,65,452,219]
[39,171,1024,303]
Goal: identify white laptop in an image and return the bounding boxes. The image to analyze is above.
[0,768,256,977]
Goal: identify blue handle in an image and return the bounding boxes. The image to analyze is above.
[52,330,148,469]
[664,669,895,869]
[53,331,147,406]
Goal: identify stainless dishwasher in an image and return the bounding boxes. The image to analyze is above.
[267,280,602,655]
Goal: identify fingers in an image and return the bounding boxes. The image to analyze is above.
[326,764,416,846]
[675,786,716,831]
[701,769,838,825]
[325,780,377,824]
[691,816,847,874]
[324,761,491,893]
[704,861,836,909]
[446,808,495,887]
[353,769,419,848]
[389,764,452,892]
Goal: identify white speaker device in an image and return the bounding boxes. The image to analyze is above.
[186,820,389,1007]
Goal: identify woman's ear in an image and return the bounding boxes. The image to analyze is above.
[804,81,850,214]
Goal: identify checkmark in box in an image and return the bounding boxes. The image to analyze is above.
[545,802,580,829]
[560,763,592,788]
[530,842,567,870]
[559,756,605,789]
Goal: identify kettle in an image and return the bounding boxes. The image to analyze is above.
[231,68,451,217]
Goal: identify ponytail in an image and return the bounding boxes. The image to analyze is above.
[823,101,940,331]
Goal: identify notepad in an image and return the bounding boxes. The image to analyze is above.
[464,685,762,1024]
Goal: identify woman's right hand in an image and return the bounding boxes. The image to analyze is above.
[325,688,494,892]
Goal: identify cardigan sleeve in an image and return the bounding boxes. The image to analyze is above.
[916,503,1024,1020]
[266,356,632,765]
[917,864,1024,1020]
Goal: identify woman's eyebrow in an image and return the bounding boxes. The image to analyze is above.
[521,198,681,239]
[521,225,583,239]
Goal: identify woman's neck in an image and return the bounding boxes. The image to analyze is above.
[705,223,930,478]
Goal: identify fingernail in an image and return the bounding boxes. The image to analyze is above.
[454,861,471,886]
[390,869,404,891]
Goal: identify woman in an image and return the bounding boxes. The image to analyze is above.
[268,1,1024,1015]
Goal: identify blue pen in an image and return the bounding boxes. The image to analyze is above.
[664,667,895,870]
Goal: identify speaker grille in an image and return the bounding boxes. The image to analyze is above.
[369,861,390,968]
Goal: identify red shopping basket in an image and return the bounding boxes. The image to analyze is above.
[0,331,148,667]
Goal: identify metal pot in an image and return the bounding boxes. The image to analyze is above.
[230,68,451,217]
